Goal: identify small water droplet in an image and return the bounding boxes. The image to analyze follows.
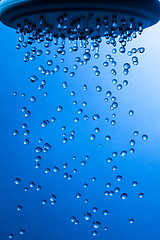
[76,193,81,199]
[17,205,22,211]
[116,175,122,181]
[20,229,25,235]
[138,193,144,199]
[129,218,134,224]
[103,210,109,216]
[132,181,138,187]
[84,212,92,220]
[93,221,101,229]
[57,106,63,112]
[120,193,128,199]
[129,110,134,116]
[15,178,21,185]
[96,86,102,92]
[92,207,97,213]
[142,134,148,141]
[9,233,14,239]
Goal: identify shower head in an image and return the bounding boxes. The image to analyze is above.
[0,0,160,39]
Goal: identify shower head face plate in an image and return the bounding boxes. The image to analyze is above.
[0,0,160,39]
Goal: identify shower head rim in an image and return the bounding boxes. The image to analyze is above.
[0,0,160,33]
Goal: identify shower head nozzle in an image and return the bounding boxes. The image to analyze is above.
[0,0,160,39]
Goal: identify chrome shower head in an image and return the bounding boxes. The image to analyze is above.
[0,0,160,39]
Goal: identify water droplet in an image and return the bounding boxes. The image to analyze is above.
[90,134,95,140]
[111,69,117,76]
[116,175,122,181]
[50,194,56,202]
[30,96,36,102]
[112,166,117,171]
[75,220,79,225]
[120,193,128,199]
[123,63,131,69]
[105,135,111,141]
[103,61,109,67]
[76,193,81,199]
[107,158,113,163]
[42,199,47,205]
[106,91,112,97]
[93,114,100,120]
[119,47,126,53]
[9,233,14,239]
[53,166,59,172]
[96,86,102,92]
[84,212,92,220]
[121,150,127,157]
[130,140,135,146]
[92,231,97,236]
[112,79,117,84]
[35,156,42,162]
[92,177,96,182]
[130,148,135,154]
[36,185,41,191]
[132,56,138,62]
[20,229,25,235]
[51,117,56,123]
[129,110,134,116]
[24,187,29,192]
[30,75,38,83]
[17,205,22,212]
[71,216,76,223]
[70,72,75,77]
[94,128,100,133]
[13,91,17,96]
[92,207,97,212]
[93,221,101,229]
[83,52,91,61]
[24,111,31,118]
[24,139,29,145]
[29,182,35,188]
[37,50,43,56]
[114,187,120,193]
[83,183,88,188]
[35,147,42,153]
[133,131,139,136]
[138,47,145,53]
[16,44,21,50]
[142,134,148,141]
[117,84,123,90]
[30,55,35,61]
[13,130,18,136]
[15,178,21,185]
[47,60,53,66]
[103,210,109,216]
[132,181,138,187]
[138,193,144,199]
[129,218,134,224]
[92,66,98,71]
[104,191,109,196]
[95,70,100,76]
[123,80,128,86]
[123,69,129,75]
[57,106,63,112]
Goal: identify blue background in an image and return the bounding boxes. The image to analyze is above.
[0,18,160,240]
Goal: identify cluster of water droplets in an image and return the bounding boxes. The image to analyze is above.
[9,13,149,238]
